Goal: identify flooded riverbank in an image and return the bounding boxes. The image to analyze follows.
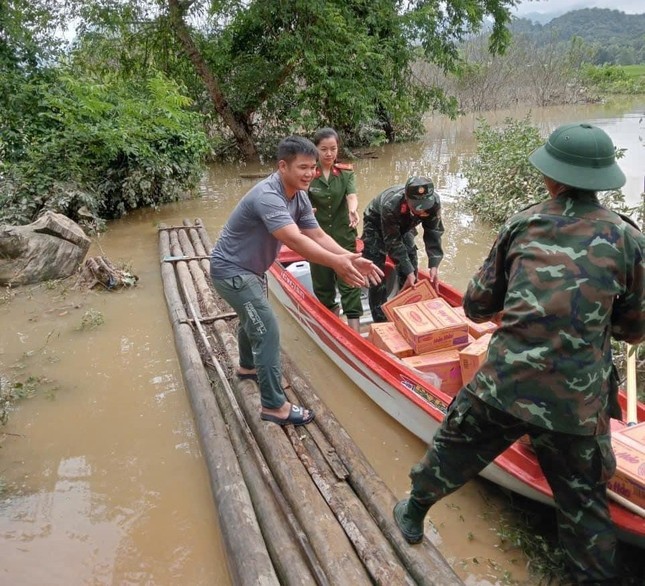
[1,98,643,585]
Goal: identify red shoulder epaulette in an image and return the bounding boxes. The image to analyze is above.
[334,162,353,171]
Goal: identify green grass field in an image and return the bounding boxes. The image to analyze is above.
[620,64,645,80]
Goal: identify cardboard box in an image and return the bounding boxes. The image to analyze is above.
[368,322,414,358]
[452,306,498,339]
[401,349,463,396]
[459,333,493,384]
[608,424,645,510]
[392,298,469,354]
[418,298,465,328]
[382,279,438,321]
[613,422,645,447]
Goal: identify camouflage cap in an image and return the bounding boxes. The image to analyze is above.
[528,123,626,191]
[404,176,437,211]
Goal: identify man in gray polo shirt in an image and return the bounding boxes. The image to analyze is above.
[211,136,382,426]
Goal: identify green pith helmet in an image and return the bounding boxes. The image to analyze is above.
[528,123,626,191]
[404,176,437,211]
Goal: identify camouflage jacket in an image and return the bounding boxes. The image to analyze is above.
[362,185,444,277]
[463,190,645,435]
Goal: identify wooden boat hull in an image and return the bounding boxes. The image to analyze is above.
[268,254,645,549]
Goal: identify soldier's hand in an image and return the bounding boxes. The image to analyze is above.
[402,272,416,290]
[428,267,438,289]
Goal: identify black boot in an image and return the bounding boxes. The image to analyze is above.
[393,498,430,544]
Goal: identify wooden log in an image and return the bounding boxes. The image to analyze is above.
[176,229,219,319]
[205,362,325,586]
[284,424,417,585]
[281,355,463,586]
[159,226,279,586]
[233,378,373,585]
[184,219,213,283]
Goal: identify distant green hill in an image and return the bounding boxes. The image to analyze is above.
[511,8,645,65]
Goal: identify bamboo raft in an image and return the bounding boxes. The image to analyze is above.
[158,219,462,586]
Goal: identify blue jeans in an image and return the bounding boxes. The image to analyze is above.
[211,273,285,409]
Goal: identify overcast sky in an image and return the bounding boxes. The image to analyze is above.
[513,0,644,17]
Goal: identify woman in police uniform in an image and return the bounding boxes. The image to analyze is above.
[308,127,363,332]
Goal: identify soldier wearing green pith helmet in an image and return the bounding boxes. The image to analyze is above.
[394,123,645,584]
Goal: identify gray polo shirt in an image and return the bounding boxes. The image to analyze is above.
[210,172,319,278]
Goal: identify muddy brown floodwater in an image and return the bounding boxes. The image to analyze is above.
[1,100,643,585]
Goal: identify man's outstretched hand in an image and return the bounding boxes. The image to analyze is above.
[351,255,383,286]
[334,253,383,288]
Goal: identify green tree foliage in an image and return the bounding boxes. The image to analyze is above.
[462,117,546,227]
[462,117,639,229]
[1,72,209,224]
[0,0,67,163]
[64,0,517,159]
[511,8,645,66]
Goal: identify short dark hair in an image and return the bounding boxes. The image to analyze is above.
[277,136,318,164]
[313,127,339,146]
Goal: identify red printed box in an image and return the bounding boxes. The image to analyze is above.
[368,322,414,358]
[382,279,438,321]
[459,333,493,384]
[452,306,498,339]
[418,298,466,328]
[608,425,645,510]
[392,301,469,354]
[402,349,463,396]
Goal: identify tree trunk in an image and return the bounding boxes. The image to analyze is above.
[167,0,259,162]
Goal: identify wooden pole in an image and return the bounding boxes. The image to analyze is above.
[626,343,638,424]
[284,424,418,585]
[281,356,463,586]
[158,226,279,586]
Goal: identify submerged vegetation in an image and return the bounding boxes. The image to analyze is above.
[461,116,547,227]
[462,116,642,230]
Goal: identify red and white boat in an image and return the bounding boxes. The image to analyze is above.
[268,247,645,549]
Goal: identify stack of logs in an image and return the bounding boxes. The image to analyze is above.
[158,219,462,586]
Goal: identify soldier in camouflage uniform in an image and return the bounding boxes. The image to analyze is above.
[393,123,645,584]
[361,177,444,322]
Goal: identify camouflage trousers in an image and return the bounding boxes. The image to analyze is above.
[361,223,417,322]
[410,390,618,584]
